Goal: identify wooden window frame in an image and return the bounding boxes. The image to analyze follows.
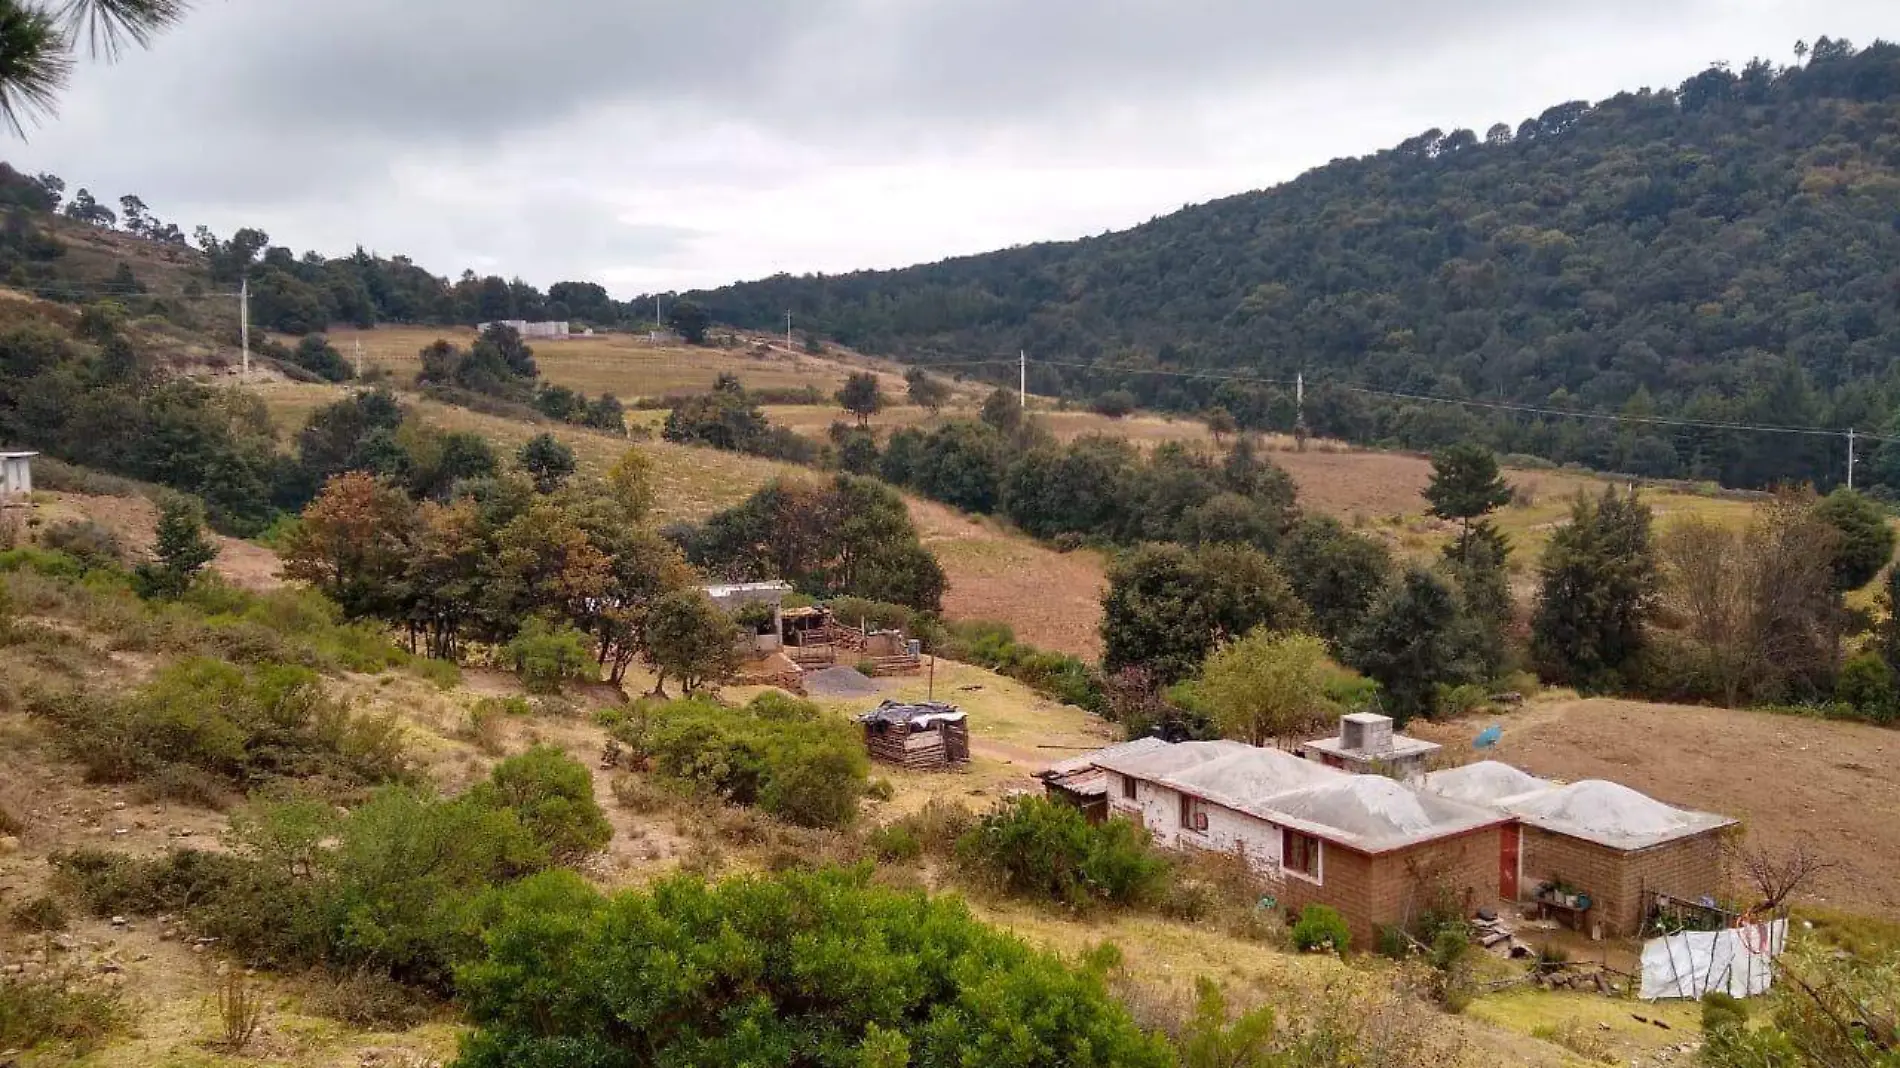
[1179,794,1208,834]
[1282,828,1322,884]
[1121,775,1138,801]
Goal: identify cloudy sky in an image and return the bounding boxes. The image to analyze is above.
[12,1,1890,296]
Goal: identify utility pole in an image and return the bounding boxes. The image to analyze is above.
[353,339,364,379]
[1019,350,1027,408]
[786,309,793,351]
[1296,372,1304,421]
[239,276,250,376]
[1847,428,1857,491]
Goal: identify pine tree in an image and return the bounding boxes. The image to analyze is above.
[1425,442,1513,562]
[134,496,217,599]
[1343,568,1477,725]
[1530,487,1657,688]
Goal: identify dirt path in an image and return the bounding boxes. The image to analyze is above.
[1412,698,1900,918]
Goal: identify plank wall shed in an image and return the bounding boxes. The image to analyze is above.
[857,700,970,770]
[0,452,35,500]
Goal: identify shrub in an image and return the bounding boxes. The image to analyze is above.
[467,746,612,864]
[452,868,1173,1068]
[868,824,924,863]
[29,657,409,795]
[1290,904,1351,953]
[8,894,68,932]
[1836,651,1895,723]
[1701,990,1750,1034]
[38,520,124,572]
[888,798,974,856]
[504,618,595,694]
[0,974,123,1055]
[623,694,868,829]
[956,795,1169,910]
[941,619,1107,712]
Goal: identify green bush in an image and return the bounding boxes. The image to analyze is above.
[1700,990,1750,1034]
[1290,904,1351,953]
[504,618,596,694]
[30,657,409,796]
[867,823,924,863]
[1836,651,1896,723]
[467,746,612,865]
[0,974,123,1055]
[453,867,1172,1068]
[39,520,124,572]
[956,795,1169,910]
[623,694,868,829]
[8,895,68,932]
[941,618,1107,712]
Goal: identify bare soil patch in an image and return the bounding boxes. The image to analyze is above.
[1412,698,1900,919]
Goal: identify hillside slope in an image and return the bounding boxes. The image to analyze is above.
[689,40,1900,491]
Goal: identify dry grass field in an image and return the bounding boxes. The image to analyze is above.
[320,325,927,401]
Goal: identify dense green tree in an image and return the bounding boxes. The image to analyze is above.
[467,746,612,866]
[1426,443,1513,562]
[666,299,710,344]
[904,367,951,413]
[661,376,773,455]
[132,495,218,599]
[288,334,353,382]
[514,433,575,494]
[1343,567,1478,724]
[1091,389,1136,418]
[643,588,739,695]
[835,371,884,426]
[1530,487,1658,688]
[979,387,1022,434]
[1812,487,1895,593]
[1442,518,1515,677]
[1101,542,1308,684]
[1274,516,1395,644]
[1199,629,1341,747]
[910,420,1008,513]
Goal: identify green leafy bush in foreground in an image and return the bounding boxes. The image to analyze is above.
[453,866,1172,1068]
[956,795,1170,910]
[617,693,869,829]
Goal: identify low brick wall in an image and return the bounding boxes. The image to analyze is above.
[1520,828,1728,936]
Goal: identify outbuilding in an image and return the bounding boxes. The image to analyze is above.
[1298,712,1441,777]
[0,451,36,502]
[1419,763,1738,937]
[1039,737,1170,823]
[857,700,970,770]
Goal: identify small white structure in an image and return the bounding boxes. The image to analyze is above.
[702,581,793,654]
[1640,920,1787,1000]
[0,451,36,501]
[1299,712,1441,776]
[478,320,572,340]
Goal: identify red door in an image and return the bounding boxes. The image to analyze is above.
[1499,825,1521,900]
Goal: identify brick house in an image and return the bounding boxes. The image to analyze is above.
[1093,742,1509,947]
[1419,763,1737,937]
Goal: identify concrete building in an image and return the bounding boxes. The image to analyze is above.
[702,581,792,654]
[1039,737,1171,823]
[0,451,36,501]
[1419,763,1738,936]
[1298,712,1441,776]
[478,320,572,340]
[1095,742,1508,947]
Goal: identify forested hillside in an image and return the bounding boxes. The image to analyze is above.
[688,39,1900,490]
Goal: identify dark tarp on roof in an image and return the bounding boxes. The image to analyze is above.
[857,700,966,730]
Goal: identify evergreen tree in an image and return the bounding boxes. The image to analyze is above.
[1442,518,1514,678]
[515,434,576,494]
[134,495,218,599]
[1343,567,1476,724]
[1812,487,1895,593]
[1425,442,1513,562]
[1530,487,1658,688]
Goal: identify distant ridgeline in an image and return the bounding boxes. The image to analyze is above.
[685,39,1900,491]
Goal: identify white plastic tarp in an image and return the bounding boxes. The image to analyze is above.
[1640,920,1787,1000]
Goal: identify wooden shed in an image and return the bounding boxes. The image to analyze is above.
[857,700,970,770]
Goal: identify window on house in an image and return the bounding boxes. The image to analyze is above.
[1179,794,1206,832]
[1282,829,1321,879]
[1120,776,1138,801]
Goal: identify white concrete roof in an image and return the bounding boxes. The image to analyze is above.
[1418,761,1555,805]
[1092,739,1255,780]
[0,451,37,459]
[1168,748,1346,820]
[702,581,793,598]
[1499,780,1737,850]
[1041,737,1170,780]
[1262,775,1506,853]
[1301,733,1441,761]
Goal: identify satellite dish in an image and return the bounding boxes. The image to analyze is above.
[1473,724,1502,749]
